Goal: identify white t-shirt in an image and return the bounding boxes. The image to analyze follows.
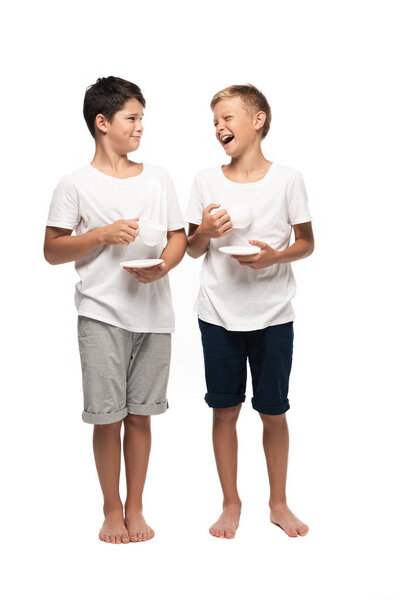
[185,163,312,331]
[47,164,184,333]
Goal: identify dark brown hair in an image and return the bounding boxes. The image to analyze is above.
[83,76,146,138]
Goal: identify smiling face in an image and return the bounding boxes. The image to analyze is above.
[213,96,265,157]
[94,98,144,153]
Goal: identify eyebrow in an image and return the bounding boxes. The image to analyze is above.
[214,114,232,124]
[126,113,143,117]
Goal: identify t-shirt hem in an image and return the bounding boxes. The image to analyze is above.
[291,216,312,225]
[46,220,74,230]
[196,312,295,332]
[78,311,174,333]
[168,222,185,231]
[185,216,202,225]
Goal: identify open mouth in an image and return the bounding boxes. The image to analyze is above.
[221,134,234,145]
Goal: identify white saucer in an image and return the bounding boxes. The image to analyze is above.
[219,246,261,256]
[120,259,164,269]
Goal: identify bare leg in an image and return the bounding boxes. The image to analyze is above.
[93,421,130,544]
[259,413,309,537]
[209,405,242,539]
[123,414,154,542]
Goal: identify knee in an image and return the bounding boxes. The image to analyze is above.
[213,405,241,424]
[259,412,286,429]
[124,413,150,428]
[94,420,122,434]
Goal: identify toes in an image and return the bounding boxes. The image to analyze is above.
[226,530,235,539]
[122,534,130,544]
[99,532,105,542]
[130,533,139,542]
[287,529,298,537]
[298,525,309,536]
[104,535,111,543]
[110,535,116,543]
[218,530,225,538]
[137,533,143,542]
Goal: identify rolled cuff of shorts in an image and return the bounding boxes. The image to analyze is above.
[127,399,169,416]
[82,407,128,425]
[251,398,290,415]
[205,393,245,409]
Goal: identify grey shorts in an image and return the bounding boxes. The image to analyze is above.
[77,316,171,424]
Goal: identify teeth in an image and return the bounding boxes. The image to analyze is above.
[222,135,234,143]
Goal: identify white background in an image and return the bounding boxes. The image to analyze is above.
[2,1,399,598]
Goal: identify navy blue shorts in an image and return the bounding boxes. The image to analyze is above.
[198,319,294,415]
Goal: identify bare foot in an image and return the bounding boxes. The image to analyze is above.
[99,509,130,544]
[209,503,242,539]
[125,511,154,543]
[270,503,309,537]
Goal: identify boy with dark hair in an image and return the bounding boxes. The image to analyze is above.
[186,83,314,539]
[44,76,186,544]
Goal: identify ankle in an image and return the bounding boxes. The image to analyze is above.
[125,503,143,514]
[223,499,242,510]
[103,502,123,516]
[269,499,288,510]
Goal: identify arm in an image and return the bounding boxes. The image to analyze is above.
[232,222,314,269]
[123,228,187,283]
[276,222,314,264]
[187,203,232,259]
[187,223,210,258]
[43,219,140,265]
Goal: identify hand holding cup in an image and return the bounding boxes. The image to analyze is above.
[198,204,233,238]
[101,218,139,245]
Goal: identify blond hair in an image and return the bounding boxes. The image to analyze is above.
[210,84,271,139]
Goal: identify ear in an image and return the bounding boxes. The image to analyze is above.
[94,113,108,135]
[254,111,266,133]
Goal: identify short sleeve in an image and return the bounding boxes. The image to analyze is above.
[166,172,185,231]
[46,175,80,230]
[185,175,204,225]
[285,171,312,225]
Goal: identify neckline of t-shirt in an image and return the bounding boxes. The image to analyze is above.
[89,163,147,182]
[218,162,275,186]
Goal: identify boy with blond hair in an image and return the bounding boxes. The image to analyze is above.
[44,76,186,543]
[186,84,314,539]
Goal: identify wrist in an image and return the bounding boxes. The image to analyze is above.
[197,223,211,241]
[161,260,171,273]
[95,226,107,246]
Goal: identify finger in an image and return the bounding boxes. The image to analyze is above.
[121,236,133,244]
[127,217,140,224]
[238,260,255,267]
[124,270,141,279]
[121,231,137,243]
[231,253,258,261]
[206,203,221,213]
[213,209,228,219]
[220,221,232,232]
[145,263,164,272]
[132,268,149,276]
[249,239,268,248]
[215,212,231,225]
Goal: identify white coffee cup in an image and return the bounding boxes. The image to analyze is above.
[228,205,253,229]
[139,220,166,246]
